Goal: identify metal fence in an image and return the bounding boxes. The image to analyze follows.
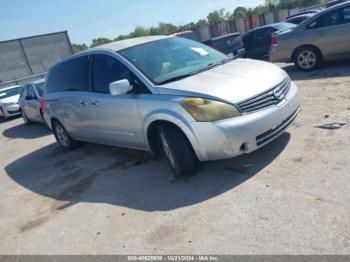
[194,3,325,42]
[0,31,73,88]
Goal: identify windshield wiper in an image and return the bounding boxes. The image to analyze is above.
[193,58,233,74]
[158,59,233,85]
[157,73,196,85]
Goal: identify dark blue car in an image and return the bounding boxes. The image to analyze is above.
[242,22,296,60]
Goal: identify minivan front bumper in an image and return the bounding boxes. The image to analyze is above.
[187,82,300,161]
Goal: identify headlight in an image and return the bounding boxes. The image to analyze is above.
[4,102,16,106]
[180,98,240,122]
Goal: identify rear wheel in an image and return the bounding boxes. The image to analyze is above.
[158,124,197,176]
[52,120,78,150]
[294,46,322,71]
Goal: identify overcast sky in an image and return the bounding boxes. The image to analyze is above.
[0,0,264,45]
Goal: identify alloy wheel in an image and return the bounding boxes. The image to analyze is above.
[55,124,69,147]
[160,132,176,168]
[297,50,316,70]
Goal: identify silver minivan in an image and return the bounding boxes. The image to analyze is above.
[44,36,300,176]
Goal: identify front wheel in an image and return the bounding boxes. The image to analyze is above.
[294,47,322,71]
[159,124,197,176]
[52,120,78,150]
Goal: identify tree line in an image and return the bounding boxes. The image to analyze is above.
[72,0,326,52]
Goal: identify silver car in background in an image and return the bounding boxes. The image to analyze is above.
[44,36,300,176]
[18,79,46,124]
[0,85,23,120]
[270,1,350,71]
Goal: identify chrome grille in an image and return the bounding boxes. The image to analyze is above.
[256,109,300,147]
[237,78,291,114]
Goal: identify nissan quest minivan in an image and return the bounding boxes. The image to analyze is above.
[43,35,300,176]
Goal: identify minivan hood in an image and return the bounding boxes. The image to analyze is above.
[0,95,20,104]
[158,59,287,104]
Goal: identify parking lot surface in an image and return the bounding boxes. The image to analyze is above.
[0,62,349,254]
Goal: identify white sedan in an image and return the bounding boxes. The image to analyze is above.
[0,85,23,120]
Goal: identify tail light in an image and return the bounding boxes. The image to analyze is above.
[271,36,278,46]
[40,98,48,111]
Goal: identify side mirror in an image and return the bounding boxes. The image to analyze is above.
[109,79,133,96]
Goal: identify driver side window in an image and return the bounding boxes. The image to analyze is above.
[21,86,28,98]
[308,7,348,29]
[92,54,150,94]
[27,86,36,99]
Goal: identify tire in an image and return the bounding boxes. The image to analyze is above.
[158,124,197,176]
[0,108,7,121]
[22,111,31,125]
[294,46,323,71]
[52,120,78,150]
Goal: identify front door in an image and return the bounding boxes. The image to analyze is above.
[87,54,146,149]
[25,85,42,122]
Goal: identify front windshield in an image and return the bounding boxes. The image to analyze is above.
[119,37,228,85]
[34,81,46,97]
[0,86,23,99]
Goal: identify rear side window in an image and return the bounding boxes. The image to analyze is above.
[308,6,350,29]
[46,56,90,93]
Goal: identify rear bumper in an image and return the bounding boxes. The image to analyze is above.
[270,45,293,63]
[42,110,52,130]
[188,82,300,161]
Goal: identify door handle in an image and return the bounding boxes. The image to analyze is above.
[91,100,100,106]
[80,101,87,106]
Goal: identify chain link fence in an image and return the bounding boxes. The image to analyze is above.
[0,31,73,88]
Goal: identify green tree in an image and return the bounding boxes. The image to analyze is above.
[90,38,112,48]
[252,5,270,15]
[233,7,248,17]
[207,8,226,24]
[274,0,325,9]
[71,43,88,53]
[265,0,279,10]
[129,26,150,37]
[194,19,208,27]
